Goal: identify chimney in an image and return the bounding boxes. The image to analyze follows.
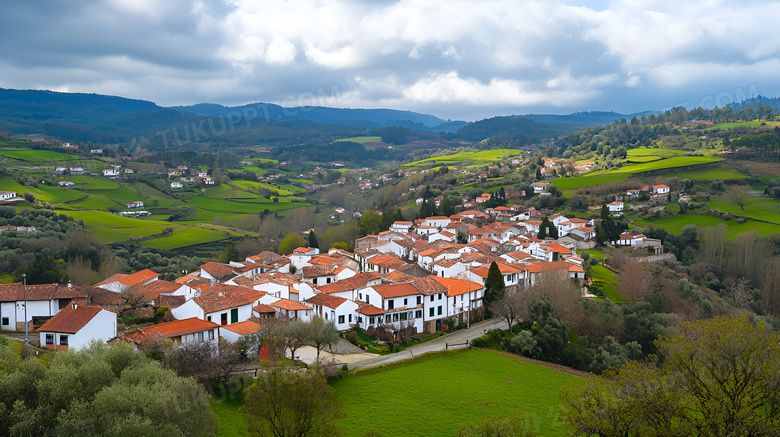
[72,302,78,310]
[67,281,73,288]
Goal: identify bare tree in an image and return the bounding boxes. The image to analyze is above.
[724,185,751,211]
[618,259,652,303]
[524,270,582,323]
[120,283,149,311]
[726,277,754,309]
[490,290,525,332]
[396,319,417,346]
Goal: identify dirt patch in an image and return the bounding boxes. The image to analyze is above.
[736,160,780,177]
[506,380,516,384]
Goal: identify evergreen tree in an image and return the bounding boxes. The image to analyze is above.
[483,262,506,317]
[537,220,548,239]
[308,231,319,249]
[218,243,239,263]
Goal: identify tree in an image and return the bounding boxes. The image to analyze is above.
[618,258,651,303]
[0,341,216,436]
[724,184,752,211]
[308,316,340,361]
[483,262,506,317]
[14,256,69,284]
[120,284,149,311]
[241,367,345,437]
[23,191,35,203]
[358,209,382,236]
[396,319,416,346]
[278,232,304,255]
[563,317,780,436]
[307,230,320,249]
[490,290,525,332]
[218,242,239,263]
[285,319,310,360]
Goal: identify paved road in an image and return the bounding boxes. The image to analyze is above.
[349,318,507,369]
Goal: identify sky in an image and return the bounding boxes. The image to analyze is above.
[1,0,779,121]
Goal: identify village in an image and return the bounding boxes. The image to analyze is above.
[0,191,664,361]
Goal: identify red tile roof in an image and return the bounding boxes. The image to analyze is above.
[222,320,261,336]
[200,262,237,279]
[119,317,220,344]
[253,304,276,314]
[430,277,484,297]
[139,280,182,300]
[317,272,380,294]
[95,273,129,287]
[35,304,109,334]
[356,302,385,316]
[305,293,348,309]
[372,283,420,298]
[270,299,312,311]
[193,284,265,314]
[118,269,159,286]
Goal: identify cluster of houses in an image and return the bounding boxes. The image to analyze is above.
[0,191,21,204]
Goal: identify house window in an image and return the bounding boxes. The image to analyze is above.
[46,334,54,345]
[208,330,214,340]
[461,295,464,302]
[59,335,68,346]
[438,306,442,316]
[429,307,434,317]
[231,308,238,324]
[415,310,422,318]
[403,298,408,306]
[400,312,407,321]
[416,296,422,305]
[1,317,8,326]
[338,315,345,324]
[366,295,370,304]
[393,313,399,322]
[430,295,434,302]
[358,316,363,324]
[221,313,228,325]
[207,316,211,322]
[369,317,375,325]
[198,332,204,343]
[348,314,352,323]
[359,293,363,300]
[387,300,394,310]
[385,315,391,323]
[327,277,331,284]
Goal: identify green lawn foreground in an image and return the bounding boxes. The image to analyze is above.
[210,349,582,437]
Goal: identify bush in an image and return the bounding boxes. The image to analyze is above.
[510,331,540,358]
[344,330,359,345]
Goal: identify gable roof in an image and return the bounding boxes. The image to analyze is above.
[193,284,265,314]
[371,283,420,298]
[200,262,238,279]
[119,269,159,286]
[305,293,348,309]
[317,272,380,294]
[356,301,385,316]
[222,320,261,336]
[430,277,484,297]
[119,317,220,344]
[35,304,108,334]
[270,298,312,311]
[139,280,183,300]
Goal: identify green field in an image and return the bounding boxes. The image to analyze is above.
[632,214,780,239]
[623,156,663,163]
[551,173,630,191]
[60,210,187,243]
[626,147,681,158]
[705,121,780,130]
[0,180,86,204]
[669,166,747,181]
[708,198,780,224]
[58,175,121,189]
[403,149,521,169]
[211,349,581,437]
[590,265,626,303]
[588,156,722,175]
[141,227,227,250]
[336,136,382,144]
[0,149,81,161]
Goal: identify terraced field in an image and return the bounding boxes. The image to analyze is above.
[403,148,522,169]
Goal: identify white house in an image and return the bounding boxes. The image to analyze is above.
[171,284,265,325]
[389,221,413,234]
[0,191,18,201]
[532,182,551,193]
[36,303,117,351]
[305,294,359,330]
[103,169,120,177]
[58,181,75,187]
[127,201,144,209]
[423,216,451,228]
[171,182,183,189]
[117,317,221,350]
[362,283,425,333]
[651,185,670,195]
[607,201,624,212]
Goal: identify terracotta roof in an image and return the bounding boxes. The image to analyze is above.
[305,293,348,309]
[158,295,186,308]
[35,304,108,334]
[301,264,337,278]
[200,262,237,279]
[524,260,583,273]
[371,283,421,298]
[0,283,89,302]
[193,284,265,313]
[270,298,312,311]
[95,273,129,287]
[175,274,198,284]
[381,271,415,283]
[356,302,385,316]
[317,272,380,294]
[253,304,276,314]
[541,243,573,254]
[431,277,484,297]
[119,317,220,345]
[119,269,159,286]
[293,247,315,253]
[504,251,533,261]
[222,320,261,336]
[139,280,182,300]
[411,276,449,296]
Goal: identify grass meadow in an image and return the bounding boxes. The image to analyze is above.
[403,149,521,169]
[588,156,722,175]
[632,214,780,239]
[336,136,383,144]
[210,349,582,437]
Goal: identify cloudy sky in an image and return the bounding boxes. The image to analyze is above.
[1,0,778,121]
